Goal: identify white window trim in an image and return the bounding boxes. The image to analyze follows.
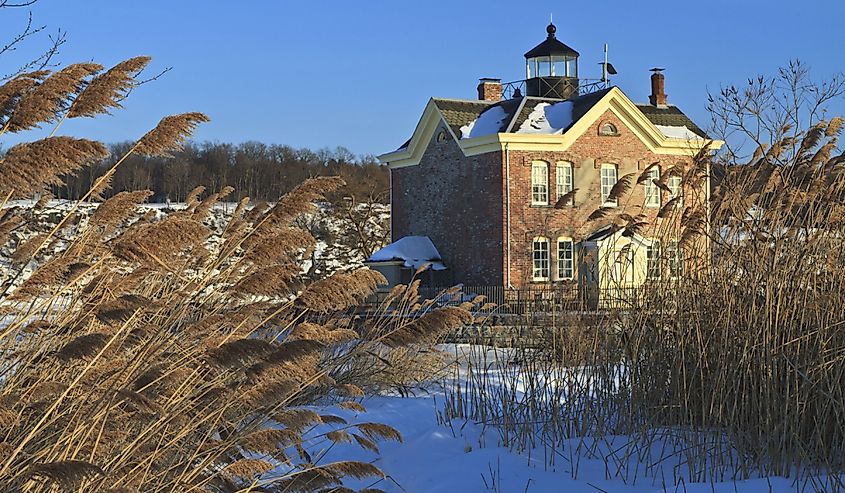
[645,166,661,208]
[557,237,574,280]
[531,161,549,206]
[601,163,618,207]
[556,162,574,206]
[532,236,550,281]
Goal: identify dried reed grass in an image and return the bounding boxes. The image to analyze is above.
[439,111,845,491]
[6,63,102,132]
[0,137,108,197]
[134,112,210,157]
[68,57,151,118]
[0,172,467,491]
[0,56,470,492]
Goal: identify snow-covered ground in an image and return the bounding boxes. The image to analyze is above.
[309,345,836,493]
[320,394,801,493]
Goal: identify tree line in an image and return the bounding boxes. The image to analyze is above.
[52,141,389,203]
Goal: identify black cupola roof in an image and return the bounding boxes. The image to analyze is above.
[523,23,579,59]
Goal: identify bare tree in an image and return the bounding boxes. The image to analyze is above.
[340,191,390,259]
[0,1,66,80]
[708,59,845,167]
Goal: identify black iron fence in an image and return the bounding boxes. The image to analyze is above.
[365,283,663,315]
[501,78,609,100]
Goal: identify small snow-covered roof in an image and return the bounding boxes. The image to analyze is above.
[366,236,447,271]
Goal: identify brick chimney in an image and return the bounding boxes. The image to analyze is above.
[649,69,667,107]
[477,78,502,102]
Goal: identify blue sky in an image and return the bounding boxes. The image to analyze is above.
[3,0,845,156]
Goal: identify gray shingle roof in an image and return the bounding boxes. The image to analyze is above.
[431,99,494,136]
[636,104,709,138]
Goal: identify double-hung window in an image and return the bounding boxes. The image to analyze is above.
[646,240,661,280]
[557,238,574,280]
[531,161,549,205]
[532,237,550,281]
[556,162,573,205]
[667,241,683,278]
[668,175,683,207]
[601,164,618,207]
[645,166,661,208]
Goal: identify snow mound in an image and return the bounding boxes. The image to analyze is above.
[655,124,703,140]
[517,100,575,134]
[459,106,508,139]
[366,236,446,271]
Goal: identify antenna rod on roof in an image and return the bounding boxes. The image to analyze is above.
[603,43,608,88]
[598,44,617,87]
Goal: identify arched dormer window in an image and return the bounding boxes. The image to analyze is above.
[599,122,619,136]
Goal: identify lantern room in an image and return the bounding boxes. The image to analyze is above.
[524,23,580,99]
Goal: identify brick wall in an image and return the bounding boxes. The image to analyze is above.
[389,108,702,289]
[391,124,505,285]
[504,109,696,286]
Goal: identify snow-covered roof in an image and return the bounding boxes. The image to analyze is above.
[366,236,447,271]
[655,124,703,140]
[636,103,708,138]
[383,89,714,165]
[460,101,702,141]
[516,101,575,134]
[459,100,576,139]
[450,89,611,141]
[460,105,509,139]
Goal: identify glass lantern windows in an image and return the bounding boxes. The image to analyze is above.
[526,56,578,79]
